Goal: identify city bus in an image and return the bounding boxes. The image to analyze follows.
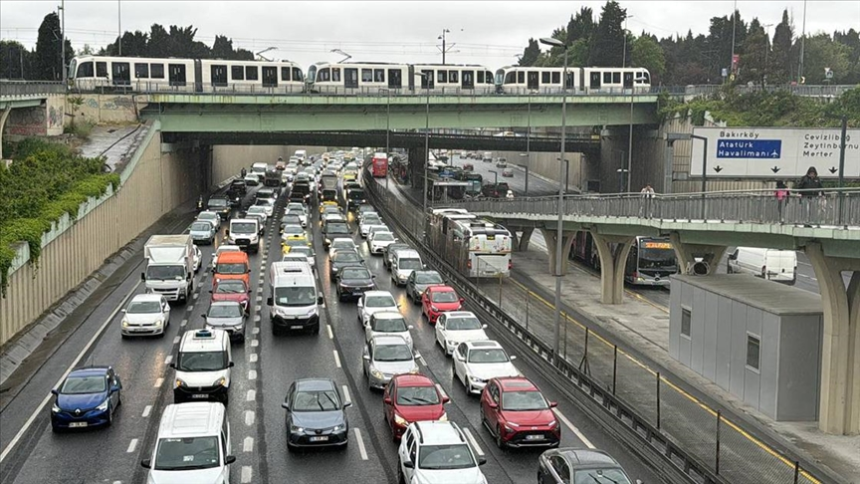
[426,210,512,278]
[371,153,388,178]
[570,233,677,287]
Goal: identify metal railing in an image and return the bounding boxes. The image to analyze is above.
[0,80,66,98]
[440,188,860,229]
[657,84,859,99]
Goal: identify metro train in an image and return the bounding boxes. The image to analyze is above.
[68,55,651,94]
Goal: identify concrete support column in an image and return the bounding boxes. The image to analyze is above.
[540,228,576,275]
[805,242,860,435]
[669,233,727,275]
[591,233,634,304]
[519,228,534,252]
[407,147,425,190]
[510,231,519,252]
[0,107,12,159]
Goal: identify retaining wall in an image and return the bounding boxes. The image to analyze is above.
[68,93,144,125]
[211,145,327,183]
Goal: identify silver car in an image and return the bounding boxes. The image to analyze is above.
[362,335,419,390]
[189,221,216,245]
[203,301,246,342]
[364,311,413,349]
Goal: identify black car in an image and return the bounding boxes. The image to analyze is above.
[538,448,636,484]
[336,266,376,301]
[383,243,411,270]
[207,196,232,220]
[282,378,351,451]
[329,250,364,278]
[481,182,511,198]
[229,179,247,196]
[322,222,351,248]
[406,270,445,303]
[290,181,312,203]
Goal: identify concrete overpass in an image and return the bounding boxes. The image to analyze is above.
[440,190,860,437]
[0,81,66,158]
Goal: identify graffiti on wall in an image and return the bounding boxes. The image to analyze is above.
[48,105,64,128]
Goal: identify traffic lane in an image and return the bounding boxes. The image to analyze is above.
[452,155,559,196]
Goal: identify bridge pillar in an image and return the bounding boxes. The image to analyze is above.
[540,229,576,275]
[518,228,534,252]
[591,233,634,305]
[407,147,425,190]
[669,233,727,275]
[0,106,11,159]
[805,242,860,436]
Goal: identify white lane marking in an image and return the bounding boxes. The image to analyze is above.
[187,305,194,312]
[112,481,121,484]
[173,336,180,345]
[245,410,255,426]
[249,353,258,363]
[254,315,261,322]
[192,293,198,300]
[354,428,369,461]
[553,408,595,449]
[241,466,253,483]
[249,370,257,380]
[247,390,256,402]
[333,350,341,368]
[243,436,254,453]
[142,405,152,418]
[327,324,334,339]
[0,278,144,463]
[462,427,484,456]
[255,305,261,312]
[341,385,351,405]
[180,319,187,327]
[251,339,259,347]
[164,355,173,366]
[252,327,259,335]
[127,438,138,453]
[255,296,262,303]
[435,384,447,400]
[154,377,164,388]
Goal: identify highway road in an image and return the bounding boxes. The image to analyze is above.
[0,179,662,483]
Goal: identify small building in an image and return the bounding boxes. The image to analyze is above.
[669,274,822,421]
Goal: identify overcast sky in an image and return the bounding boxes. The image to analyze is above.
[2,1,858,68]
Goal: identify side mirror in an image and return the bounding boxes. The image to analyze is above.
[248,289,252,294]
[403,460,414,469]
[459,298,465,304]
[478,456,487,466]
[357,301,363,309]
[317,295,324,305]
[281,402,290,410]
[121,309,127,313]
[372,274,376,278]
[224,455,236,465]
[140,459,152,469]
[140,272,145,281]
[169,362,176,369]
[383,397,393,405]
[208,290,213,294]
[267,297,273,306]
[482,324,488,329]
[549,401,558,408]
[228,361,235,368]
[225,229,230,235]
[51,389,59,396]
[362,354,370,360]
[442,395,450,404]
[343,401,353,408]
[488,402,498,409]
[186,273,192,280]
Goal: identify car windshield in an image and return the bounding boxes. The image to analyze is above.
[335,252,361,263]
[286,210,304,217]
[418,444,475,470]
[208,199,227,207]
[248,206,266,215]
[373,317,407,333]
[191,222,212,231]
[363,216,381,225]
[292,389,340,411]
[399,259,422,270]
[255,199,273,206]
[415,273,443,284]
[447,316,482,331]
[145,265,185,280]
[502,390,548,411]
[208,304,243,318]
[284,239,308,247]
[231,222,256,234]
[468,348,509,363]
[396,386,440,406]
[327,224,349,235]
[215,281,246,294]
[199,213,217,221]
[60,375,107,394]
[127,300,161,313]
[282,215,301,223]
[373,233,395,242]
[283,227,303,235]
[374,344,412,362]
[176,351,226,372]
[341,268,371,280]
[431,291,458,303]
[154,437,219,471]
[216,263,246,275]
[365,295,395,308]
[291,247,311,256]
[573,469,633,484]
[332,241,354,250]
[274,286,317,306]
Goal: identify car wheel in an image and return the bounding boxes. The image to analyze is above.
[397,465,406,484]
[106,404,113,427]
[495,425,505,449]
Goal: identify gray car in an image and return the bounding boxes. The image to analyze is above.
[362,335,419,390]
[203,301,246,342]
[406,270,446,304]
[189,221,217,245]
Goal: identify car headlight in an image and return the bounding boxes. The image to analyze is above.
[214,377,228,387]
[469,375,484,384]
[96,398,110,412]
[506,421,520,428]
[52,403,61,413]
[121,319,129,328]
[304,308,318,317]
[154,319,164,327]
[439,412,448,422]
[370,368,384,379]
[394,414,408,426]
[548,419,558,428]
[175,378,186,388]
[289,425,304,433]
[332,424,346,433]
[431,306,440,312]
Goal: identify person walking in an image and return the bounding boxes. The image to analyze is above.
[640,184,655,217]
[775,181,789,223]
[240,167,247,178]
[796,167,824,226]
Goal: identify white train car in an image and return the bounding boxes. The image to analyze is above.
[494,66,651,94]
[200,59,304,93]
[306,62,411,94]
[411,64,495,94]
[582,67,651,94]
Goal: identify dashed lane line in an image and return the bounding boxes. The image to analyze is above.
[354,428,369,461]
[241,466,253,483]
[142,405,152,418]
[243,436,254,453]
[248,370,257,380]
[154,377,164,388]
[462,427,484,456]
[327,324,334,339]
[173,336,180,345]
[180,319,187,327]
[245,410,255,426]
[247,390,256,402]
[333,350,341,368]
[127,439,138,453]
[186,305,194,312]
[252,327,260,335]
[341,385,351,405]
[249,353,258,363]
[251,339,259,347]
[552,408,594,449]
[164,355,173,366]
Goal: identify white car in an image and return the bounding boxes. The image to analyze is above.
[357,290,400,326]
[364,311,413,349]
[435,311,489,356]
[453,340,519,394]
[121,294,170,337]
[365,224,389,239]
[398,421,487,484]
[367,231,397,255]
[192,245,202,273]
[280,224,305,240]
[329,238,357,259]
[211,245,240,270]
[246,206,269,225]
[359,215,384,238]
[287,245,315,270]
[196,211,221,231]
[254,198,275,217]
[285,208,308,228]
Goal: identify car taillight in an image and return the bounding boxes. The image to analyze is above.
[467,260,472,269]
[508,260,512,270]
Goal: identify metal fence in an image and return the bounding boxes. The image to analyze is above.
[657,84,858,99]
[0,80,66,98]
[364,173,829,484]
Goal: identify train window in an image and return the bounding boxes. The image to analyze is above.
[245,66,258,81]
[319,68,330,82]
[541,72,550,84]
[517,71,525,84]
[486,71,494,84]
[211,65,228,86]
[231,65,244,81]
[262,66,277,87]
[374,69,385,83]
[96,62,108,77]
[462,71,474,89]
[387,69,402,88]
[504,71,515,84]
[449,71,458,83]
[438,70,447,83]
[168,64,186,86]
[477,71,485,84]
[281,67,291,81]
[134,63,149,79]
[332,68,341,82]
[420,70,434,89]
[77,62,94,78]
[292,67,303,82]
[603,72,612,84]
[362,69,373,83]
[552,72,560,84]
[150,63,164,79]
[613,72,621,84]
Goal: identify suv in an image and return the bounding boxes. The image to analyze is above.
[481,182,510,198]
[397,421,487,484]
[171,329,233,404]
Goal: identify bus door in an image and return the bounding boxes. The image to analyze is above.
[527,71,539,90]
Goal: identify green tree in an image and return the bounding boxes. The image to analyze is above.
[0,40,33,79]
[147,24,170,58]
[518,38,541,66]
[631,35,665,82]
[588,1,627,67]
[771,10,794,83]
[567,7,595,45]
[34,12,72,80]
[833,29,860,83]
[801,34,851,84]
[77,43,94,56]
[741,18,769,85]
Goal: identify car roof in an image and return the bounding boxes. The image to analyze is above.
[68,366,111,377]
[396,249,421,258]
[496,377,537,392]
[371,311,404,320]
[444,311,476,319]
[180,328,228,352]
[371,334,410,346]
[332,237,354,243]
[217,251,249,262]
[295,378,336,392]
[364,290,394,298]
[555,448,622,468]
[465,340,501,349]
[159,402,224,438]
[427,285,455,293]
[412,421,466,445]
[392,374,435,387]
[216,245,241,252]
[130,294,164,303]
[210,300,242,309]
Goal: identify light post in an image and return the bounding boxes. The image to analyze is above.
[117,0,121,56]
[524,92,531,195]
[382,88,391,190]
[540,36,568,364]
[621,15,634,68]
[488,170,498,186]
[517,156,529,195]
[59,0,65,83]
[560,158,570,193]
[626,75,646,192]
[417,73,431,215]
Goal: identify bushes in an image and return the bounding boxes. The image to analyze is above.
[0,140,118,296]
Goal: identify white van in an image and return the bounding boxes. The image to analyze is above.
[172,329,233,404]
[482,151,493,163]
[727,247,797,285]
[391,249,423,286]
[267,261,323,335]
[294,149,307,161]
[251,162,268,174]
[141,401,234,484]
[227,218,260,254]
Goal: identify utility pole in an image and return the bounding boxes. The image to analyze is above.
[622,15,634,67]
[730,0,737,77]
[798,0,807,83]
[59,0,65,83]
[118,0,122,56]
[437,29,460,65]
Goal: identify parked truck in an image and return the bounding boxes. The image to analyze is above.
[142,235,194,303]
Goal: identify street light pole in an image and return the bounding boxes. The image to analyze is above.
[627,86,634,192]
[621,15,633,68]
[117,0,122,56]
[422,76,430,216]
[525,94,531,195]
[59,0,65,83]
[692,134,708,220]
[385,88,391,190]
[540,37,567,364]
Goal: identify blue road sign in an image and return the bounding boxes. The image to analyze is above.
[716,139,782,159]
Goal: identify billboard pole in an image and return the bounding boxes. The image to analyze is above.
[692,134,708,220]
[838,116,847,226]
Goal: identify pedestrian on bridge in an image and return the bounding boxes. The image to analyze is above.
[775,181,789,223]
[640,184,655,218]
[796,167,824,226]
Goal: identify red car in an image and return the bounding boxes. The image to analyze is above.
[210,279,251,314]
[383,374,449,440]
[421,285,464,325]
[480,377,560,449]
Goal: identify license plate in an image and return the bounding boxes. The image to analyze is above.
[69,422,88,428]
[291,325,303,329]
[525,434,543,440]
[309,436,329,442]
[191,394,208,399]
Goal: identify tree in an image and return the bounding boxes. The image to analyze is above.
[567,7,595,45]
[147,24,170,58]
[212,35,234,60]
[0,41,33,79]
[77,44,94,56]
[588,1,627,67]
[771,10,794,83]
[741,18,769,84]
[631,36,666,82]
[34,12,71,80]
[518,38,541,66]
[801,34,851,84]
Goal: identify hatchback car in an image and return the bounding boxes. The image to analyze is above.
[406,270,445,304]
[357,290,400,326]
[254,198,276,217]
[330,249,364,277]
[285,208,308,228]
[283,378,351,451]
[383,374,449,440]
[362,335,419,390]
[323,222,351,248]
[286,245,315,270]
[359,214,384,238]
[121,294,170,338]
[51,366,122,431]
[480,377,559,448]
[398,421,487,484]
[421,285,464,324]
[203,301,247,342]
[435,311,489,355]
[365,311,413,348]
[501,167,514,177]
[281,224,305,239]
[453,341,520,395]
[189,221,217,245]
[246,206,269,225]
[337,266,376,301]
[367,231,397,255]
[538,448,637,484]
[209,278,251,314]
[280,214,303,232]
[196,211,221,231]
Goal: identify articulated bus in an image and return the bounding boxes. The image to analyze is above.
[426,209,512,278]
[371,153,388,178]
[570,233,677,287]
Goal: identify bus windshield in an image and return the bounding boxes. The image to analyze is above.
[638,240,676,269]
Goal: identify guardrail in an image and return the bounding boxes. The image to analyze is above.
[0,80,66,98]
[658,84,858,98]
[364,171,830,484]
[440,188,860,229]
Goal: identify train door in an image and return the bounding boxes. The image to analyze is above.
[112,61,130,86]
[462,70,474,89]
[589,71,601,90]
[388,68,402,89]
[169,63,187,87]
[344,68,358,89]
[420,69,434,89]
[211,64,228,87]
[193,60,202,92]
[527,71,539,90]
[262,66,278,87]
[623,71,633,89]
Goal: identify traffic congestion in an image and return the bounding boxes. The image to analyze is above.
[13,149,660,484]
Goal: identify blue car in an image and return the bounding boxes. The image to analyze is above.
[51,366,122,432]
